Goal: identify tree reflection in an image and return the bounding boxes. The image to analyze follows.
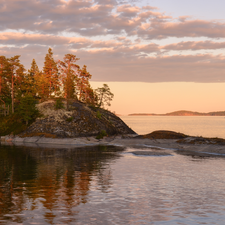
[0,144,124,223]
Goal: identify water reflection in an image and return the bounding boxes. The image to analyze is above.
[0,145,124,224]
[1,144,225,224]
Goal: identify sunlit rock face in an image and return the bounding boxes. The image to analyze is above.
[22,101,136,138]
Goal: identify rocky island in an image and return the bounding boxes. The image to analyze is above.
[1,50,225,157]
[129,110,225,116]
[21,100,136,138]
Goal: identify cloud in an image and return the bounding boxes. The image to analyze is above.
[138,19,225,39]
[1,0,225,39]
[162,41,225,51]
[0,0,225,83]
[1,42,224,83]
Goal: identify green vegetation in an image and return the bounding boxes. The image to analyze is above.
[96,130,107,139]
[17,94,39,125]
[0,114,28,136]
[55,98,64,110]
[95,84,114,109]
[0,48,114,136]
[96,111,102,119]
[66,117,73,122]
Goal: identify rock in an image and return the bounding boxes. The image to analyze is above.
[20,101,136,138]
[131,151,172,156]
[136,130,188,139]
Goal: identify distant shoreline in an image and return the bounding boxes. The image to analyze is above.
[128,110,225,116]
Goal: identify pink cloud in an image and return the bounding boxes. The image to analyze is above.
[1,0,225,39]
[162,41,225,51]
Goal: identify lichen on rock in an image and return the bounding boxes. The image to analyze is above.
[22,100,136,138]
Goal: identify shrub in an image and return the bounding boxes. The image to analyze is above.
[55,99,64,110]
[96,111,102,119]
[96,130,107,139]
[66,117,73,122]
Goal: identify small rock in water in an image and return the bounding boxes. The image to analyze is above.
[131,151,172,156]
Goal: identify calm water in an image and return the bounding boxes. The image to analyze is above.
[120,116,225,138]
[1,143,225,224]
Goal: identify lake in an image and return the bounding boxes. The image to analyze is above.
[1,116,225,224]
[120,116,225,138]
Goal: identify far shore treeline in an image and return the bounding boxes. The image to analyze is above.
[0,48,114,134]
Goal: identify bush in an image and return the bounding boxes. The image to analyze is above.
[96,130,107,139]
[55,99,64,110]
[96,111,102,119]
[66,117,73,122]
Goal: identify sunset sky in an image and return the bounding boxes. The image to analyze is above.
[1,0,225,114]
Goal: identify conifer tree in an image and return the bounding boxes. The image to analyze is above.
[18,94,39,125]
[0,56,10,101]
[77,65,93,102]
[7,55,26,113]
[58,54,80,109]
[43,48,59,98]
[36,71,49,100]
[26,59,39,97]
[95,84,114,108]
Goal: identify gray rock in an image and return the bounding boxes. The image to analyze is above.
[21,101,136,138]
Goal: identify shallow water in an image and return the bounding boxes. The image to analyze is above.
[120,116,225,138]
[1,144,225,224]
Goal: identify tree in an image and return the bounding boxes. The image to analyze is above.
[0,56,10,103]
[95,84,114,108]
[35,71,49,100]
[26,59,39,97]
[58,54,80,109]
[77,65,95,104]
[7,56,26,113]
[43,48,59,97]
[17,94,39,125]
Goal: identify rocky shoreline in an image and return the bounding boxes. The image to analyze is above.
[1,130,225,157]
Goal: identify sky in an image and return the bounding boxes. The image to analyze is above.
[0,0,225,114]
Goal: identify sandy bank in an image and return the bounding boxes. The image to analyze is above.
[1,134,225,157]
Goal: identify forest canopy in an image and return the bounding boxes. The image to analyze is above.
[0,48,114,115]
[0,48,114,134]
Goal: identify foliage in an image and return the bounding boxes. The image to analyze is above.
[27,59,39,97]
[0,114,28,136]
[66,117,73,122]
[0,49,115,135]
[96,130,107,139]
[95,84,114,108]
[96,111,102,119]
[77,65,95,105]
[58,54,80,109]
[43,48,59,97]
[55,99,64,110]
[17,94,39,125]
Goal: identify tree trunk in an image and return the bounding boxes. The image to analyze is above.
[11,72,14,114]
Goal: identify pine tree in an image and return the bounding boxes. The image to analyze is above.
[7,55,26,113]
[58,54,80,109]
[0,56,10,103]
[27,59,39,97]
[95,84,114,108]
[35,71,49,100]
[18,94,39,125]
[77,65,93,103]
[43,48,59,98]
